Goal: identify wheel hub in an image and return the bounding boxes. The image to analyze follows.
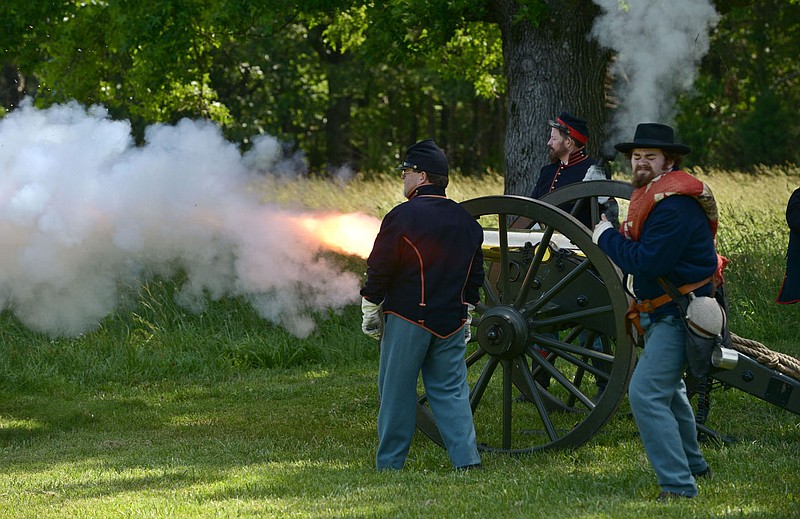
[476,305,530,359]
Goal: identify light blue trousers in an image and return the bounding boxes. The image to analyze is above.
[629,314,709,496]
[376,314,480,470]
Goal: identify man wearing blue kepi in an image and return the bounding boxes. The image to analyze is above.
[360,139,484,471]
[592,123,715,500]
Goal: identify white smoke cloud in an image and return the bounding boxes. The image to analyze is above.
[591,0,720,149]
[0,100,362,338]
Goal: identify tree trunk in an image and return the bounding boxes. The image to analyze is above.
[0,64,32,110]
[308,24,355,173]
[491,0,611,195]
[324,64,353,170]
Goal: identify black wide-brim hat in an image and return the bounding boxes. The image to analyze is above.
[614,123,691,155]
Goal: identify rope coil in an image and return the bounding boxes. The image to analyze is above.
[730,332,800,381]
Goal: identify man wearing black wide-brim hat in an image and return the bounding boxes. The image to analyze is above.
[592,123,720,500]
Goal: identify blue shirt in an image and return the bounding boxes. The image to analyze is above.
[531,150,596,199]
[598,195,717,318]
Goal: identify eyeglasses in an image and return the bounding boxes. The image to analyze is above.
[397,161,420,179]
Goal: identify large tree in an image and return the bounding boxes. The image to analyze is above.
[2,0,611,191]
[352,0,610,194]
[487,0,610,195]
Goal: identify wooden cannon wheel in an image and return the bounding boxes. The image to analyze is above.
[539,179,633,230]
[416,189,635,453]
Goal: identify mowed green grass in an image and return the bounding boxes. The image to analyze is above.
[0,167,799,518]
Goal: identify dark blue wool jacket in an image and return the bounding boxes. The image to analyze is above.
[598,195,717,318]
[531,150,596,199]
[777,187,800,303]
[532,150,598,227]
[361,185,485,337]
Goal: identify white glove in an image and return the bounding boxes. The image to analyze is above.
[592,220,614,244]
[582,164,607,182]
[464,303,475,342]
[361,297,383,340]
[583,165,609,203]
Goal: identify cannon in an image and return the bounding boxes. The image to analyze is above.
[415,180,800,453]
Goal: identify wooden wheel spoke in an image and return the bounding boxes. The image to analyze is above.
[568,197,586,218]
[513,223,555,309]
[469,356,499,412]
[589,197,601,227]
[498,214,511,303]
[528,304,614,327]
[530,333,615,366]
[502,359,514,449]
[464,346,486,368]
[480,279,500,307]
[529,352,595,410]
[514,357,559,441]
[552,348,610,382]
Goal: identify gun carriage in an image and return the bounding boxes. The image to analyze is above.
[415,180,800,453]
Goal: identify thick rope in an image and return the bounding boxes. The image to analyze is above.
[730,332,800,381]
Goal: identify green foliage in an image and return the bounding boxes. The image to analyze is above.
[319,4,370,52]
[1,0,508,173]
[677,0,800,169]
[2,0,798,175]
[512,0,549,27]
[439,22,505,98]
[735,90,795,167]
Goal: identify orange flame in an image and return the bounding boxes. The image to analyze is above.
[294,212,381,259]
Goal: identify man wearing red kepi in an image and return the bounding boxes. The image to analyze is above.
[532,112,598,200]
[528,112,612,395]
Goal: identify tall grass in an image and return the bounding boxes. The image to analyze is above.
[1,165,797,414]
[0,276,375,395]
[0,166,798,518]
[693,167,800,349]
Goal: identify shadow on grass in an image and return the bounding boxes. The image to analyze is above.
[0,364,379,470]
[0,358,798,518]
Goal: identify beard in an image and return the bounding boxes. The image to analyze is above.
[547,146,560,164]
[632,167,657,188]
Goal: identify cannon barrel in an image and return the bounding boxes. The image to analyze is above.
[710,352,800,414]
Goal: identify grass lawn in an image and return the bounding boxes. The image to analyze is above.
[1,360,798,518]
[1,167,799,518]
